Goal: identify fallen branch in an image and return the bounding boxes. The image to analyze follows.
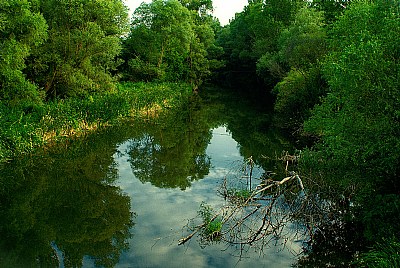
[178,214,220,246]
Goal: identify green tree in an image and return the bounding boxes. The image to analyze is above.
[182,0,222,88]
[0,0,47,105]
[179,0,213,16]
[27,0,129,98]
[217,0,298,90]
[277,7,327,71]
[122,0,219,88]
[310,0,349,24]
[301,0,400,243]
[268,6,328,129]
[122,0,193,82]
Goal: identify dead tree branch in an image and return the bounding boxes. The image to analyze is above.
[179,154,339,256]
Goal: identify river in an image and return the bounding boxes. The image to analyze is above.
[0,87,302,267]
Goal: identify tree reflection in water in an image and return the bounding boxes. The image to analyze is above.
[0,87,299,267]
[0,130,134,268]
[127,96,212,190]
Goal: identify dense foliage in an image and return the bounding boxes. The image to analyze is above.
[301,1,400,262]
[120,0,222,88]
[28,0,129,98]
[0,0,214,162]
[0,0,47,104]
[214,0,399,266]
[1,0,399,266]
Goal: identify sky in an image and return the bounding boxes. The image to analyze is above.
[124,0,248,25]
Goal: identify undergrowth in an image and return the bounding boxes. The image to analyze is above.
[0,82,192,163]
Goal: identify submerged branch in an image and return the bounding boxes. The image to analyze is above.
[179,153,334,255]
[178,214,220,246]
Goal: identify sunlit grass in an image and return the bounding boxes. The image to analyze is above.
[0,82,192,163]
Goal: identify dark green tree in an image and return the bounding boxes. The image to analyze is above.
[301,0,400,244]
[216,0,298,91]
[267,6,328,129]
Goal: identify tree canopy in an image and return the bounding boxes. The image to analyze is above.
[29,0,129,98]
[0,0,47,105]
[120,0,221,88]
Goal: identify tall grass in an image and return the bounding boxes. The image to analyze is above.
[0,82,192,163]
[356,239,400,268]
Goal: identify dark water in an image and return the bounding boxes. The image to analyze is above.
[0,88,301,267]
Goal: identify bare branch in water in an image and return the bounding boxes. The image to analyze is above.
[179,153,351,256]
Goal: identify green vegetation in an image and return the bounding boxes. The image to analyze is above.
[227,188,252,201]
[214,0,399,265]
[119,0,222,87]
[357,239,400,268]
[198,202,223,241]
[1,0,399,266]
[300,1,399,260]
[0,82,192,162]
[0,0,47,105]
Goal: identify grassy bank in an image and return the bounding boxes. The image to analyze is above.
[0,82,192,163]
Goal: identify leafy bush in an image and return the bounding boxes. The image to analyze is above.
[303,0,400,189]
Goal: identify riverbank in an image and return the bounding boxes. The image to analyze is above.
[0,82,192,163]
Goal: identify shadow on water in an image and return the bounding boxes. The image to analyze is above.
[0,86,296,267]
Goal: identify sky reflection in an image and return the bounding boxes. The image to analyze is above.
[114,126,300,268]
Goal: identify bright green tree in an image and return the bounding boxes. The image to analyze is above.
[122,0,193,82]
[181,0,222,88]
[310,0,349,24]
[179,0,213,16]
[0,0,47,105]
[28,0,129,98]
[122,0,219,88]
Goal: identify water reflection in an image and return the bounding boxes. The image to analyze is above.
[127,99,212,190]
[199,88,294,175]
[115,125,299,268]
[0,87,297,267]
[0,131,134,267]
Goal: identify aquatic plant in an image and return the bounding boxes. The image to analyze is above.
[198,202,223,241]
[226,188,252,202]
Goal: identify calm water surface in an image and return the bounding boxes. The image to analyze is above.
[0,89,301,267]
[113,126,300,268]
